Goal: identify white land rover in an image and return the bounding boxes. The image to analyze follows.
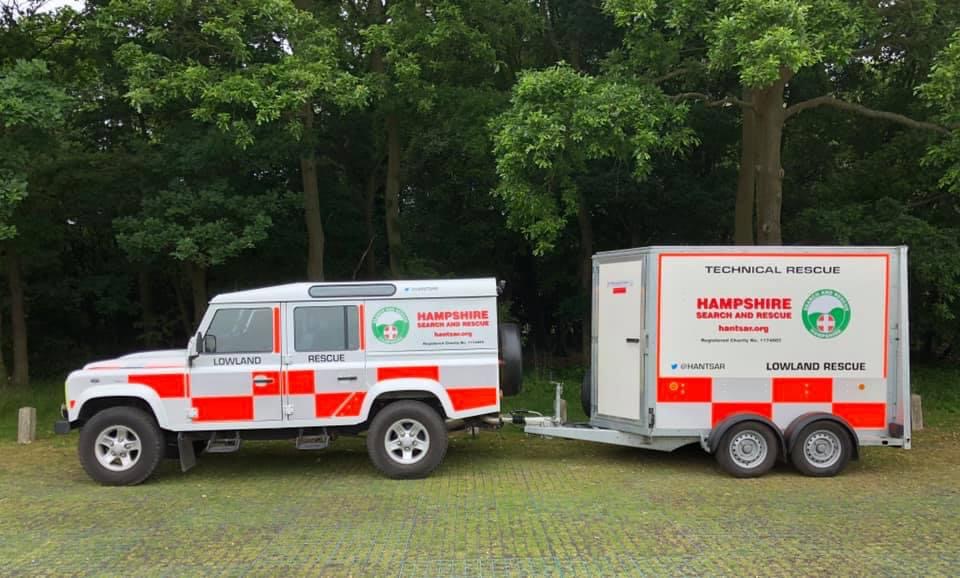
[55,279,522,485]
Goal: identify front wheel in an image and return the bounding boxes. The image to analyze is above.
[78,406,163,485]
[366,401,448,479]
[790,421,852,477]
[715,422,779,478]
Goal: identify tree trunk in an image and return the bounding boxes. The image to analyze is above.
[301,102,325,281]
[384,113,403,278]
[577,194,594,357]
[0,293,8,387]
[171,273,193,338]
[734,88,757,245]
[364,173,378,279]
[7,249,28,387]
[187,263,207,328]
[753,71,791,245]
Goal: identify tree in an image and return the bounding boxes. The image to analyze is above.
[491,64,693,352]
[116,178,275,325]
[605,0,957,244]
[0,56,70,387]
[106,0,366,280]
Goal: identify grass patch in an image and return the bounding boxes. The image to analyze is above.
[0,380,65,440]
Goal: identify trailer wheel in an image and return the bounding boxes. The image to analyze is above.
[580,367,591,417]
[790,421,852,477]
[498,323,523,396]
[78,406,163,486]
[715,422,778,478]
[366,400,448,479]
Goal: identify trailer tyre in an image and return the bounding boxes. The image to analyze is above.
[78,406,163,486]
[498,323,523,396]
[790,421,852,477]
[715,422,778,478]
[580,368,591,417]
[367,400,448,479]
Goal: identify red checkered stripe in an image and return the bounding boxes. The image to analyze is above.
[656,376,887,430]
[122,362,499,423]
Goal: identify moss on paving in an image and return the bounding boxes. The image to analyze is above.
[1,424,958,576]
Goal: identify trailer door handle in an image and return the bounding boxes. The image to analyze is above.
[337,375,358,381]
[625,338,641,343]
[253,376,275,387]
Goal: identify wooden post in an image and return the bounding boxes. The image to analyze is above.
[17,407,36,444]
[911,394,923,431]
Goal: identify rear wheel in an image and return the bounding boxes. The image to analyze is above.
[78,406,163,486]
[498,323,523,396]
[366,401,448,479]
[790,421,852,477]
[715,422,779,478]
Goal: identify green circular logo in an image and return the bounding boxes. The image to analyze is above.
[802,289,851,339]
[372,306,410,344]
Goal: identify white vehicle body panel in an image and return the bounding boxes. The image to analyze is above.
[66,279,501,431]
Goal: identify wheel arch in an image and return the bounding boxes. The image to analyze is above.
[74,385,169,429]
[709,413,787,459]
[784,412,860,461]
[363,378,454,422]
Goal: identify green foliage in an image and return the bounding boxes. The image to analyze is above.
[116,179,275,269]
[491,64,694,254]
[708,0,861,86]
[0,58,71,240]
[919,30,960,194]
[105,0,367,147]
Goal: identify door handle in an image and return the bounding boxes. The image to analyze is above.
[625,338,641,343]
[337,375,358,381]
[253,376,275,387]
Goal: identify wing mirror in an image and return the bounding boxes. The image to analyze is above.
[203,334,217,354]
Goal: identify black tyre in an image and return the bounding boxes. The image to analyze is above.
[715,421,779,478]
[78,406,164,486]
[580,367,592,417]
[366,400,448,479]
[498,323,523,396]
[790,420,853,477]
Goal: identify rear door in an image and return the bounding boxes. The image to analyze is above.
[189,305,284,424]
[283,302,366,423]
[596,259,645,421]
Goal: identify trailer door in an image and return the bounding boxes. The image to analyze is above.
[596,259,644,421]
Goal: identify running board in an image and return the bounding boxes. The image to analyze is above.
[206,432,241,453]
[295,431,329,451]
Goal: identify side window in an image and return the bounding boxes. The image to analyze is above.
[205,308,273,354]
[294,306,359,352]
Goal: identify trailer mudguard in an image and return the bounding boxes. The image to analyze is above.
[783,412,860,461]
[708,413,787,458]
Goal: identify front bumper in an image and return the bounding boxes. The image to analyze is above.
[54,404,71,434]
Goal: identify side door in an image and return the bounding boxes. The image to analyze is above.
[596,259,645,422]
[283,302,366,423]
[189,305,284,424]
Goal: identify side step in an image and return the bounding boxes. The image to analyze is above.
[206,432,242,453]
[295,430,329,450]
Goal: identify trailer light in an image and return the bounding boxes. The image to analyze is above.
[669,381,679,392]
[858,383,866,390]
[69,400,76,409]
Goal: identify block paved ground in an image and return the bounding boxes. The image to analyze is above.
[1,425,958,577]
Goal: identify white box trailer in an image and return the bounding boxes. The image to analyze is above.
[524,246,911,477]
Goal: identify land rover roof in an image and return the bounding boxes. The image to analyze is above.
[210,278,498,304]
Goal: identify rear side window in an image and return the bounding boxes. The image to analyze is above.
[294,306,359,352]
[206,308,273,353]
